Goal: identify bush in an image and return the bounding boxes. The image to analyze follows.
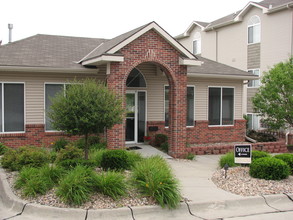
[0,143,9,155]
[74,136,101,149]
[247,130,277,142]
[249,157,290,180]
[94,171,127,199]
[50,151,58,163]
[274,153,293,174]
[126,151,144,168]
[160,142,169,152]
[55,146,83,163]
[1,146,50,171]
[101,150,129,171]
[185,153,195,160]
[219,152,238,168]
[154,134,168,147]
[51,138,69,152]
[252,150,270,161]
[15,165,65,197]
[56,165,96,205]
[57,159,96,170]
[89,149,108,167]
[132,156,181,209]
[90,142,107,150]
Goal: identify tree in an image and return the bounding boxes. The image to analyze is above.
[252,57,293,130]
[48,79,124,159]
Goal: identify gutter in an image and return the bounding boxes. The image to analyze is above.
[187,72,259,80]
[0,66,99,74]
[266,2,293,14]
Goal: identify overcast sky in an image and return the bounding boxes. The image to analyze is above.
[0,0,250,44]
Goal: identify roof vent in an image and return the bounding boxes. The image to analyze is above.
[8,23,13,43]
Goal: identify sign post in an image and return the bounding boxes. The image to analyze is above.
[234,144,252,164]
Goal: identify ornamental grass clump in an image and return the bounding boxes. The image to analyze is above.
[94,171,127,200]
[56,165,96,205]
[249,157,290,180]
[132,156,181,209]
[219,152,238,168]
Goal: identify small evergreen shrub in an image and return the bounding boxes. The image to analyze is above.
[160,142,169,152]
[1,149,19,171]
[0,143,9,155]
[89,149,108,167]
[94,171,127,199]
[55,145,83,163]
[185,153,195,160]
[132,156,181,209]
[219,152,238,168]
[56,165,96,205]
[51,138,69,152]
[90,142,107,150]
[274,153,293,174]
[74,136,101,149]
[247,130,277,142]
[249,157,290,180]
[154,134,168,147]
[252,150,270,161]
[101,150,129,171]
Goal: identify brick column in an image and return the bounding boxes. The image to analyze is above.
[168,67,187,158]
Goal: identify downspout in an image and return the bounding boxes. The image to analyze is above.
[216,30,218,62]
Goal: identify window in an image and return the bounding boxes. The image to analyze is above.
[192,32,201,55]
[126,68,146,87]
[164,86,195,127]
[248,69,260,87]
[0,83,24,133]
[248,15,260,44]
[208,87,234,126]
[45,84,66,131]
[247,113,260,130]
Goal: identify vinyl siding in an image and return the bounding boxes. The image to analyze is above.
[0,70,106,125]
[247,43,261,69]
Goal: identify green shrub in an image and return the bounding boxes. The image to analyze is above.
[154,134,168,147]
[219,152,238,168]
[56,165,96,205]
[160,142,169,152]
[94,171,127,199]
[252,150,270,161]
[249,157,290,180]
[101,150,129,171]
[247,130,277,142]
[55,145,83,163]
[132,156,181,209]
[274,153,293,174]
[89,149,108,167]
[126,151,144,168]
[185,153,195,160]
[51,138,69,152]
[0,143,9,155]
[90,142,107,150]
[15,165,64,197]
[1,149,19,171]
[50,151,57,163]
[74,136,101,149]
[57,159,96,170]
[1,146,50,171]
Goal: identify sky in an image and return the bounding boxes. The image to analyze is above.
[0,0,251,45]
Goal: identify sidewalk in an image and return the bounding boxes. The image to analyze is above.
[1,145,293,220]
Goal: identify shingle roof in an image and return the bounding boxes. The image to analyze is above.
[81,23,150,62]
[0,34,106,69]
[256,0,293,7]
[188,56,256,78]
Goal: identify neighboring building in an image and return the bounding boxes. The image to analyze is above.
[0,22,257,157]
[176,0,293,130]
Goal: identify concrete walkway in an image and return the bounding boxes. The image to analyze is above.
[1,145,293,220]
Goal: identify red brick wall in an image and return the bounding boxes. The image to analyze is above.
[107,29,187,157]
[0,124,79,148]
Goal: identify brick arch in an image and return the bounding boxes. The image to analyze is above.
[106,29,188,157]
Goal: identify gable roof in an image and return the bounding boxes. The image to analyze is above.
[175,21,209,39]
[81,21,200,66]
[0,34,106,72]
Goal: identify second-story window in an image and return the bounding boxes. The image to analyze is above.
[192,32,201,55]
[248,15,260,44]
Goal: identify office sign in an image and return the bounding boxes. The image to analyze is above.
[234,144,252,164]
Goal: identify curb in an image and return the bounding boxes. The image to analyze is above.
[1,167,292,220]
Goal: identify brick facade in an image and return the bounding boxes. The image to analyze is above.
[0,124,79,148]
[106,29,187,157]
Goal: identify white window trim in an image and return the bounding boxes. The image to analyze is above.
[247,69,261,88]
[247,15,261,45]
[208,86,235,127]
[126,67,147,88]
[44,82,71,132]
[164,85,195,128]
[0,82,26,134]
